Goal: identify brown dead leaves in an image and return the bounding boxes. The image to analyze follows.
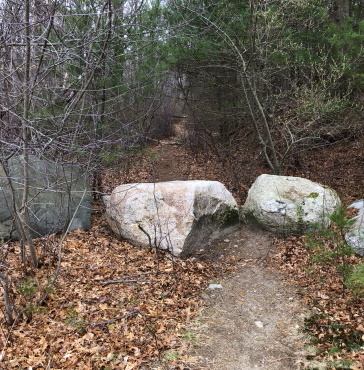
[271,235,364,368]
[0,215,224,369]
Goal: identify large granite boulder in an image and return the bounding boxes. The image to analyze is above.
[345,200,364,256]
[104,180,239,257]
[241,174,341,234]
[0,155,91,240]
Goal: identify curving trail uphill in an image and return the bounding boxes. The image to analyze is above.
[124,120,311,369]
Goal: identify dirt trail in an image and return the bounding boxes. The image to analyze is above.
[182,226,308,369]
[149,118,191,182]
[145,121,309,369]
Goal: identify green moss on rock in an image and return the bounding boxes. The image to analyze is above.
[218,207,239,226]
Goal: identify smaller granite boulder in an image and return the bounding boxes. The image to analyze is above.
[345,200,364,256]
[104,180,239,257]
[241,174,341,234]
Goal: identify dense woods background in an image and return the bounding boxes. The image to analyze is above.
[1,0,362,254]
[1,0,362,174]
[0,0,363,367]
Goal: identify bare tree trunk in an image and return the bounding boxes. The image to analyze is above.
[330,0,350,23]
[21,0,37,268]
[0,272,14,326]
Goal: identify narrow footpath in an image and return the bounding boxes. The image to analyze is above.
[124,120,311,369]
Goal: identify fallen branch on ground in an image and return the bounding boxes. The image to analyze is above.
[99,279,150,285]
[91,310,139,327]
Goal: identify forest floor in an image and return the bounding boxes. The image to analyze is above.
[120,121,310,369]
[0,119,363,369]
[111,119,364,369]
